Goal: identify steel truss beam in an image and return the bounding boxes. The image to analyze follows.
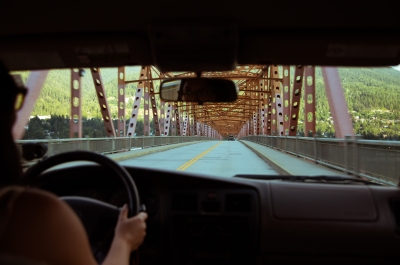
[143,68,151,136]
[163,103,172,136]
[117,67,126,137]
[304,66,316,136]
[127,66,148,137]
[288,66,305,136]
[270,65,279,135]
[272,66,284,136]
[90,68,116,137]
[174,103,181,136]
[118,64,348,139]
[282,66,290,135]
[70,69,82,138]
[125,76,282,83]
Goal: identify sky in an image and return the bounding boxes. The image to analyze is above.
[392,65,400,71]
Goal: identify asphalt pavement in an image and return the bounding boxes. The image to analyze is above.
[119,141,278,177]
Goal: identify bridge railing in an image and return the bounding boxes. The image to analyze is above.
[16,136,214,158]
[242,135,400,185]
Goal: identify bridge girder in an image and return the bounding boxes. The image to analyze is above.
[66,64,325,139]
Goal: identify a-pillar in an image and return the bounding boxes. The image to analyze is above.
[12,71,49,140]
[322,67,354,138]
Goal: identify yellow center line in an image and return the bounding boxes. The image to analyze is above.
[177,142,223,171]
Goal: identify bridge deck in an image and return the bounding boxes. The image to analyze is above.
[240,140,346,176]
[119,141,278,177]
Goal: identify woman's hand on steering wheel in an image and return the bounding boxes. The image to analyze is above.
[114,204,148,252]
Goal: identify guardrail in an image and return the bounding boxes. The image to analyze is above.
[241,135,400,185]
[16,136,214,158]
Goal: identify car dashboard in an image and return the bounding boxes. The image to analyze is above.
[34,164,400,265]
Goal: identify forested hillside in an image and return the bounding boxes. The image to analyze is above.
[15,66,400,140]
[297,67,400,139]
[16,67,143,119]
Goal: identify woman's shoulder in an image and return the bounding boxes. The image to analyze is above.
[5,186,78,226]
[0,186,61,211]
[1,186,77,234]
[0,186,96,265]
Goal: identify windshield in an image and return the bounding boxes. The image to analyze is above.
[13,66,400,185]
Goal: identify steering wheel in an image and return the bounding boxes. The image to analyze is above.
[24,150,140,261]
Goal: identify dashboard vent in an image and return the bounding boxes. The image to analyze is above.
[172,192,198,212]
[225,194,251,213]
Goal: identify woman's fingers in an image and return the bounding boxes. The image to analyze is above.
[119,204,128,220]
[136,212,148,221]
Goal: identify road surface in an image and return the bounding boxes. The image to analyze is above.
[120,140,278,177]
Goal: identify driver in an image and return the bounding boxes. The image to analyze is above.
[0,61,148,265]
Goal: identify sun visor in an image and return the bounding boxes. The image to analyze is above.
[0,34,152,71]
[149,21,237,72]
[241,29,400,67]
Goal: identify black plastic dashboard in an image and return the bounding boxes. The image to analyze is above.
[34,164,400,265]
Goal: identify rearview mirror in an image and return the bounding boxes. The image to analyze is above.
[160,78,237,103]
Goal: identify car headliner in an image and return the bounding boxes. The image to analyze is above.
[1,0,400,71]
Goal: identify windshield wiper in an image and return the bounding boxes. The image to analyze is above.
[233,175,380,185]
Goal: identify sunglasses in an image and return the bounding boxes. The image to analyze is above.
[14,87,27,111]
[11,74,28,111]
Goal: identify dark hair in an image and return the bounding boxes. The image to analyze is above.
[0,61,19,112]
[0,61,23,186]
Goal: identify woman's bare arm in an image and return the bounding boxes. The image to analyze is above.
[1,188,147,265]
[102,205,147,265]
